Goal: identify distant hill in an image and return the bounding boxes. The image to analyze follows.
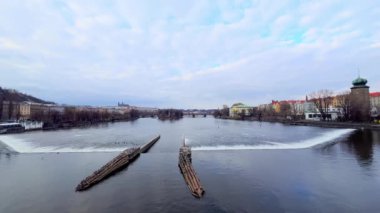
[0,87,54,104]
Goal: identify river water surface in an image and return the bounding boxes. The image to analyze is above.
[0,117,380,212]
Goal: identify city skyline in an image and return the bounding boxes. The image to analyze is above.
[1,0,379,108]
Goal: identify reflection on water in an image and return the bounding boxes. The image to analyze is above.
[340,130,378,167]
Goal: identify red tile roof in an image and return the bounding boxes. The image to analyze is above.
[370,92,380,97]
[271,100,305,104]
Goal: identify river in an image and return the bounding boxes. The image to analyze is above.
[0,117,379,212]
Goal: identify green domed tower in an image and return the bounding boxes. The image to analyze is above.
[350,76,370,122]
[352,77,368,87]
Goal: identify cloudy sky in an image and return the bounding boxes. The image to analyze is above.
[0,0,379,108]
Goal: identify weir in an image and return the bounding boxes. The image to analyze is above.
[192,129,355,151]
[75,135,160,191]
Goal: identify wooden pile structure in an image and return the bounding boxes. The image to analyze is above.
[76,135,160,191]
[140,135,161,153]
[178,143,205,198]
[76,147,140,191]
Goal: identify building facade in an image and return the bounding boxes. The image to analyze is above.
[305,106,341,121]
[229,103,253,117]
[0,101,19,121]
[370,92,380,108]
[271,100,306,116]
[1,101,66,121]
[19,102,31,119]
[370,92,380,118]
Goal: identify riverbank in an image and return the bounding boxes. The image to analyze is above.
[288,120,380,130]
[41,117,140,131]
[215,116,380,130]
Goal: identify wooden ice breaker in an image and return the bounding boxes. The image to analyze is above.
[76,135,161,191]
[76,147,140,191]
[140,135,161,153]
[178,141,205,198]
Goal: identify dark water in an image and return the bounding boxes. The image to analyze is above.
[0,117,380,212]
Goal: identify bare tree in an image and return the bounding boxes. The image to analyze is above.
[289,102,304,120]
[221,108,229,117]
[31,110,44,121]
[260,106,275,117]
[8,100,13,120]
[63,107,76,122]
[16,106,21,120]
[214,108,229,118]
[0,99,3,120]
[335,91,351,121]
[248,107,258,117]
[238,109,246,120]
[309,89,334,121]
[279,102,291,117]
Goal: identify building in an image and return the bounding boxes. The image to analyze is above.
[19,102,31,119]
[287,100,305,115]
[303,101,317,114]
[271,100,306,116]
[0,101,19,120]
[305,106,341,121]
[271,101,281,113]
[370,92,380,108]
[303,95,343,121]
[133,106,159,113]
[15,102,64,120]
[258,103,271,111]
[48,104,65,114]
[229,103,253,117]
[117,102,158,113]
[370,92,380,118]
[350,76,370,122]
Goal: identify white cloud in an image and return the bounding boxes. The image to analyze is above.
[0,37,23,51]
[0,0,379,108]
[369,42,380,49]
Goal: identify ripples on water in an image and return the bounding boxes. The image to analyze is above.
[0,117,380,212]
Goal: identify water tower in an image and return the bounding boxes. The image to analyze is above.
[350,76,370,122]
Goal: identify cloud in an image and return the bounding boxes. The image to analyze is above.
[369,42,380,49]
[0,37,23,51]
[165,56,250,81]
[0,0,379,108]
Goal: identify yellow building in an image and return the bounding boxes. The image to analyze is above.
[229,103,253,117]
[19,102,31,119]
[271,101,281,113]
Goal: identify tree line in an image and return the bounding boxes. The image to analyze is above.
[157,109,183,120]
[308,90,351,121]
[38,108,140,129]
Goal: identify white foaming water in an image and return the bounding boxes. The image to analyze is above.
[184,138,191,145]
[192,129,355,151]
[0,135,126,154]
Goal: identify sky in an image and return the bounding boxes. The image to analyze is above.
[0,0,379,108]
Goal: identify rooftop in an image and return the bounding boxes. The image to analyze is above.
[370,92,380,97]
[272,100,305,105]
[231,103,251,108]
[352,76,368,87]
